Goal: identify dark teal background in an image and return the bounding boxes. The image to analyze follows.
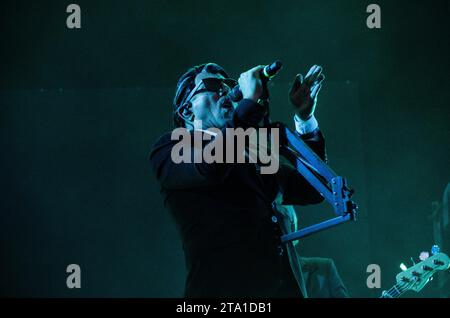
[0,0,449,297]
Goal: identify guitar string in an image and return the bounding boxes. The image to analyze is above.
[385,284,402,297]
[385,281,411,297]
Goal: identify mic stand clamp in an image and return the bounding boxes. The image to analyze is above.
[268,121,358,243]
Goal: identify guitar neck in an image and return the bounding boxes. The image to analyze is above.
[380,283,406,298]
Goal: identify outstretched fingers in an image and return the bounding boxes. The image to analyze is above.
[310,83,322,100]
[305,65,323,86]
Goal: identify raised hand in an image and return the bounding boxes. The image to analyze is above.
[289,65,325,120]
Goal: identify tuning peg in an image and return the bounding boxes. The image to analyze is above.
[431,245,440,255]
[434,259,445,266]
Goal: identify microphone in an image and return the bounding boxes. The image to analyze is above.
[228,60,283,102]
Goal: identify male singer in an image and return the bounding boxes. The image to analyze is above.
[150,62,326,297]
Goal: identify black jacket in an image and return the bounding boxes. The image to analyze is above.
[150,99,326,297]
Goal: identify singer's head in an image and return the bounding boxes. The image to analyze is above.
[173,63,238,130]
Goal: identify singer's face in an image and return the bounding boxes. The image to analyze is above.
[189,72,237,129]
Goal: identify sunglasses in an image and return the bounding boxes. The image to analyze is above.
[175,77,238,122]
[184,77,238,104]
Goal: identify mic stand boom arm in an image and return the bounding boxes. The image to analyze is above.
[271,121,358,243]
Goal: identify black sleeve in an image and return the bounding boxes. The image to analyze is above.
[278,128,327,205]
[150,99,266,189]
